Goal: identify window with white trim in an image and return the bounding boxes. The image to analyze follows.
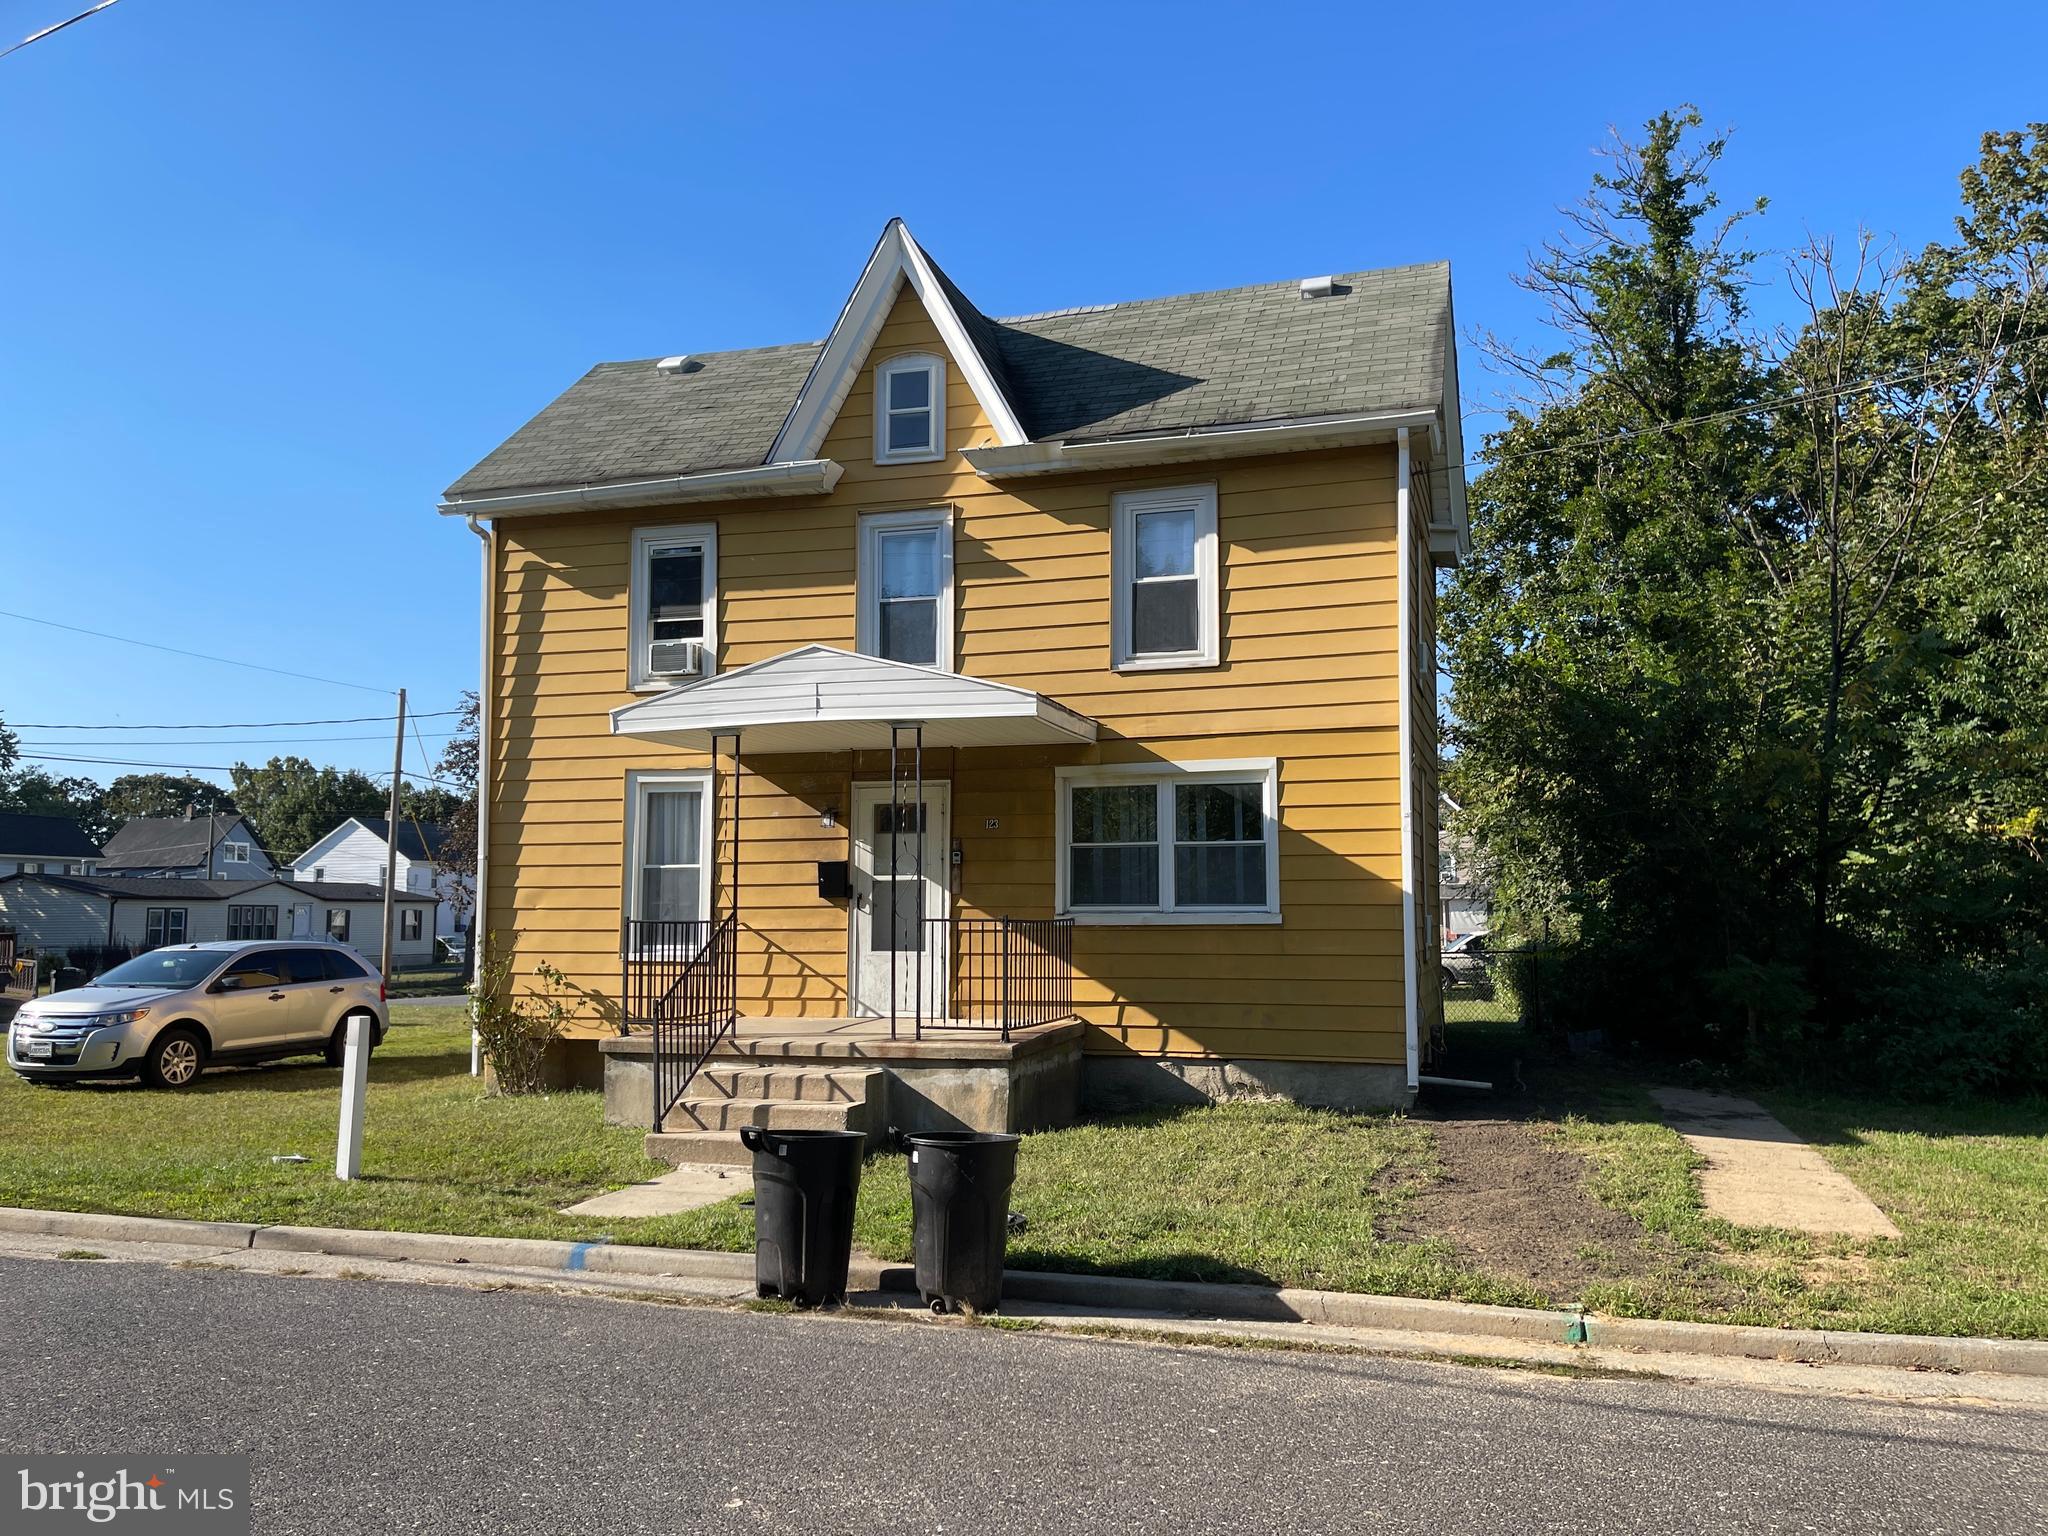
[401,908,423,942]
[1056,762,1280,922]
[222,840,251,864]
[629,523,718,689]
[625,770,714,936]
[857,509,953,669]
[326,909,350,941]
[145,908,189,948]
[874,354,945,464]
[1111,484,1220,670]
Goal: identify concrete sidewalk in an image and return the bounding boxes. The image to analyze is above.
[1650,1087,1901,1238]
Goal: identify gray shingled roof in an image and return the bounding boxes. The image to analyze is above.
[354,817,449,862]
[445,261,1450,499]
[98,816,235,868]
[0,812,100,860]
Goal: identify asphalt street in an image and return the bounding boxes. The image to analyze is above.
[1,1255,2042,1535]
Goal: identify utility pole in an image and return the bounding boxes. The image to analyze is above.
[380,687,405,980]
[338,687,404,1182]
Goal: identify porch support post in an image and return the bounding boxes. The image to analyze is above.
[712,730,741,925]
[914,722,925,1041]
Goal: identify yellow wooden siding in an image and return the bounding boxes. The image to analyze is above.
[486,284,1415,1064]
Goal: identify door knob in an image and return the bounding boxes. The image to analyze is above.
[268,992,285,1000]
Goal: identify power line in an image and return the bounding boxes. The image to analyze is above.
[17,731,459,748]
[0,609,393,695]
[1,0,121,62]
[6,709,464,731]
[18,752,237,772]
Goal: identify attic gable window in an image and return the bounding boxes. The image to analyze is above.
[222,841,251,864]
[629,523,719,690]
[874,354,945,464]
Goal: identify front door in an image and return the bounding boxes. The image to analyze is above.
[849,781,950,1021]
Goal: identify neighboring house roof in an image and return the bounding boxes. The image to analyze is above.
[444,227,1453,500]
[0,874,273,900]
[352,818,449,862]
[0,873,436,905]
[98,815,253,868]
[0,812,100,861]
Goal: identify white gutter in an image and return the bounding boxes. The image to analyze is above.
[437,459,843,518]
[1396,427,1421,1094]
[964,408,1439,479]
[464,512,493,1077]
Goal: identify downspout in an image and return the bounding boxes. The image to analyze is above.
[465,512,495,1077]
[1395,428,1421,1094]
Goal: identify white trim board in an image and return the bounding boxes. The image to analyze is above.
[767,220,1027,465]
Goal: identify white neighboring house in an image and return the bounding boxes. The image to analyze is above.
[0,873,439,971]
[1438,792,1493,942]
[291,817,470,942]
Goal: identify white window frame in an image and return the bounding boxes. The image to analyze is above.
[622,768,716,952]
[1110,483,1220,671]
[222,840,251,865]
[873,353,946,464]
[856,508,955,672]
[628,522,720,692]
[401,907,423,943]
[1054,759,1281,925]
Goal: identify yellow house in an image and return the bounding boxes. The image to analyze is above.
[441,222,1466,1160]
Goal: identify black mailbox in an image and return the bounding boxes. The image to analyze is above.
[816,860,852,900]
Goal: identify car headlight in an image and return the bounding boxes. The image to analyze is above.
[91,1008,151,1029]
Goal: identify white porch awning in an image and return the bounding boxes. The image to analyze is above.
[609,645,1099,754]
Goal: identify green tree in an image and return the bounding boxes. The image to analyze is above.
[100,773,237,826]
[228,756,385,863]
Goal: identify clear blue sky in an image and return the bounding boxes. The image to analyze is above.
[3,0,2040,790]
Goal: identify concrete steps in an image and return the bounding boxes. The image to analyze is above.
[644,1063,884,1166]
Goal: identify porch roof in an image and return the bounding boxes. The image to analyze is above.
[608,645,1099,754]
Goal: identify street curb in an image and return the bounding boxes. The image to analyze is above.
[5,1205,2046,1378]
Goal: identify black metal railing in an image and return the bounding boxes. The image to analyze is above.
[624,917,736,1132]
[896,916,1075,1040]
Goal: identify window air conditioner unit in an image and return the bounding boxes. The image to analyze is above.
[647,639,706,679]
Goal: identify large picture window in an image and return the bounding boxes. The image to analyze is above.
[1111,484,1220,670]
[1057,761,1280,923]
[857,509,953,670]
[228,905,278,940]
[625,769,714,941]
[628,523,718,689]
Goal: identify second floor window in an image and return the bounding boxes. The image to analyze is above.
[1112,484,1220,670]
[858,510,953,669]
[630,523,718,689]
[874,354,945,463]
[222,841,250,864]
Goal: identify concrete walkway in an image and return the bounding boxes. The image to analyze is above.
[559,1163,751,1218]
[1649,1087,1901,1239]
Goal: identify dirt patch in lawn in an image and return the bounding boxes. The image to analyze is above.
[1394,1113,1731,1307]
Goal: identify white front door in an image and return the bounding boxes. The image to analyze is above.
[289,904,314,939]
[849,781,950,1021]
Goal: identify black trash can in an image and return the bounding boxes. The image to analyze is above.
[904,1130,1021,1315]
[52,966,86,993]
[740,1126,865,1307]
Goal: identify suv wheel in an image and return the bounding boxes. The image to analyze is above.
[324,1013,378,1069]
[142,1028,206,1089]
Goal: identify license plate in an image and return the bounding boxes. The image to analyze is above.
[22,1039,53,1059]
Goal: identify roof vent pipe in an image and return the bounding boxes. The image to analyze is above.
[1300,275,1338,299]
[656,355,694,374]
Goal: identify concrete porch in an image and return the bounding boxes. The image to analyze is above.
[600,1015,1086,1167]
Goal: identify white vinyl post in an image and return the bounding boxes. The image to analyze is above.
[335,1014,369,1180]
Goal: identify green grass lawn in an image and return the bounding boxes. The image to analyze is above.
[4,1006,2044,1338]
[1502,1043,2048,1339]
[383,966,467,999]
